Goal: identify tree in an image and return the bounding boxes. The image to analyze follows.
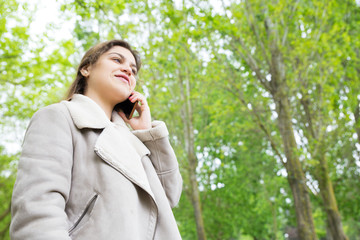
[195,0,353,238]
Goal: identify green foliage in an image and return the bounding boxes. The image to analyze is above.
[0,1,76,238]
[0,147,17,240]
[1,0,360,239]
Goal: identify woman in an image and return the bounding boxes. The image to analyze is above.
[10,40,183,240]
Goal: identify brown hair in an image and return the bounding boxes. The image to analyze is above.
[65,39,141,99]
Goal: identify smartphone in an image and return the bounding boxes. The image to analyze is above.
[114,96,138,120]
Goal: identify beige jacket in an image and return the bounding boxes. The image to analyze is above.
[10,94,182,240]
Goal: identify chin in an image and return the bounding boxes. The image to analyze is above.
[113,89,131,102]
[115,96,129,104]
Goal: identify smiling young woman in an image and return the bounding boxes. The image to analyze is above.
[10,40,183,240]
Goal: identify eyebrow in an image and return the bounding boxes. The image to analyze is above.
[108,52,137,69]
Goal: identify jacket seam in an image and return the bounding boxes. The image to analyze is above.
[59,103,77,205]
[152,140,166,189]
[156,167,178,176]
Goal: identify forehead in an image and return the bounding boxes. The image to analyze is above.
[105,46,136,64]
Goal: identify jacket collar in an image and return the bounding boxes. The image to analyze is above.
[61,94,127,129]
[61,94,154,198]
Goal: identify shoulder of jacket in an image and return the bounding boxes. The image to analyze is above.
[31,102,73,125]
[35,102,69,115]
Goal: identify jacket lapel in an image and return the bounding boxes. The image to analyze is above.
[62,94,154,198]
[94,124,153,198]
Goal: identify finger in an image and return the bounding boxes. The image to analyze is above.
[129,94,140,104]
[118,111,130,122]
[129,91,140,100]
[134,101,142,114]
[130,93,147,107]
[130,91,142,99]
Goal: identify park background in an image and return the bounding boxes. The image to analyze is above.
[1,0,360,239]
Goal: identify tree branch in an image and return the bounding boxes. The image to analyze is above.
[0,54,19,59]
[230,38,272,92]
[225,81,287,169]
[299,89,317,139]
[0,222,10,239]
[244,0,271,67]
[0,202,10,222]
[263,14,286,89]
[75,0,86,9]
[354,98,360,145]
[281,0,300,46]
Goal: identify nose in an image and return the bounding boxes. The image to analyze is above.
[120,64,132,76]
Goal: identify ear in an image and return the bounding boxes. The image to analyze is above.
[80,65,91,77]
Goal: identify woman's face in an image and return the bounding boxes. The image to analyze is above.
[83,46,138,106]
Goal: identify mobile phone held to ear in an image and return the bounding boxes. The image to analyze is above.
[114,96,138,120]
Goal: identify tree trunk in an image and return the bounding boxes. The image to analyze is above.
[273,86,317,240]
[300,91,348,240]
[354,99,360,145]
[268,33,317,238]
[316,152,348,240]
[270,200,278,240]
[187,152,207,240]
[178,66,207,240]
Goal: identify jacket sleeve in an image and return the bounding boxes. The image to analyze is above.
[10,105,73,240]
[132,121,182,208]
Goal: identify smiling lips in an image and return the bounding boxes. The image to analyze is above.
[115,74,129,84]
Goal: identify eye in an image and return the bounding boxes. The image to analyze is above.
[132,68,137,75]
[113,57,124,63]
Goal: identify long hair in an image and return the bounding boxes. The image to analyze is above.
[65,39,141,99]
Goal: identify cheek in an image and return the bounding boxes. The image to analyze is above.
[131,78,137,90]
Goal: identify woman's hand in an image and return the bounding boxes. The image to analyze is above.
[118,91,152,130]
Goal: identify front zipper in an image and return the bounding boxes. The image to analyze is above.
[68,194,98,235]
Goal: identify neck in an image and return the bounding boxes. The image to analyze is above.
[84,92,114,120]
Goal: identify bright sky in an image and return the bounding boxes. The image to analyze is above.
[26,0,74,41]
[24,0,360,38]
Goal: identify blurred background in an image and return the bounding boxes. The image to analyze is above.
[1,0,360,239]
